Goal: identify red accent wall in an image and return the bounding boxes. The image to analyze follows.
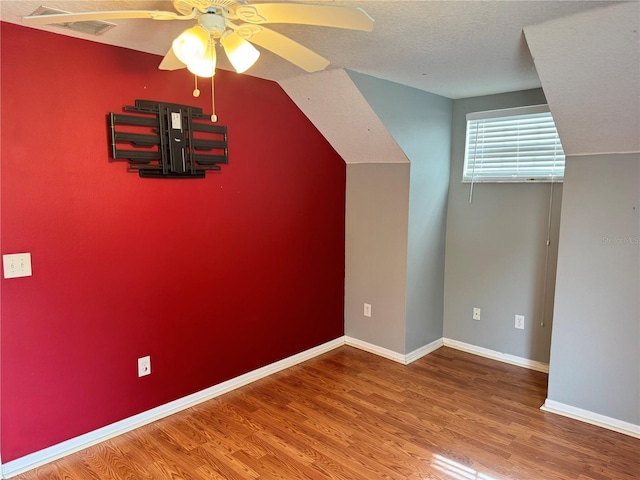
[0,23,345,462]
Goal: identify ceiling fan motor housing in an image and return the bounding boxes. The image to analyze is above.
[200,13,226,37]
[173,0,241,16]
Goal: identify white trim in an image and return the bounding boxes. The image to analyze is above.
[541,399,640,439]
[405,338,444,364]
[1,337,346,479]
[344,336,444,365]
[466,104,549,121]
[442,338,549,373]
[1,335,560,478]
[344,336,406,364]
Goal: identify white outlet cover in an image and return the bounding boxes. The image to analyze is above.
[138,356,151,377]
[364,303,372,317]
[515,315,525,329]
[473,307,481,320]
[3,253,32,279]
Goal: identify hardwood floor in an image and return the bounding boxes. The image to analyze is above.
[14,346,640,479]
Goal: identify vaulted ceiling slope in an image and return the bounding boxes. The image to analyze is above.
[281,69,409,165]
[0,0,625,99]
[525,1,640,156]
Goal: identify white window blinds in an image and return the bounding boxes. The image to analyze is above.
[463,105,565,183]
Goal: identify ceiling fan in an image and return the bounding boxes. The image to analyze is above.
[22,0,375,77]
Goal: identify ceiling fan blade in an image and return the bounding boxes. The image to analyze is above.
[158,48,186,71]
[235,4,374,31]
[243,26,329,73]
[22,9,193,26]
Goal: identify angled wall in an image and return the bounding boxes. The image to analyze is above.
[525,2,640,431]
[346,72,452,353]
[280,70,452,355]
[280,69,411,353]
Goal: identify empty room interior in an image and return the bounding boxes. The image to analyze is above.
[0,0,638,479]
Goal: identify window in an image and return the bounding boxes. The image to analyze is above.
[463,105,565,183]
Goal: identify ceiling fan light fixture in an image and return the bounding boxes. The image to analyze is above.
[172,25,209,65]
[222,32,260,74]
[187,40,217,78]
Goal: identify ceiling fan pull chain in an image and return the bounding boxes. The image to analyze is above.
[193,74,200,97]
[210,75,217,123]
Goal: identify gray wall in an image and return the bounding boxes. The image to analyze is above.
[346,72,453,353]
[547,154,639,425]
[404,95,452,352]
[443,89,562,363]
[345,163,410,353]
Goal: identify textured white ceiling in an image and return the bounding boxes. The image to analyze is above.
[525,1,640,156]
[0,0,624,99]
[280,69,408,164]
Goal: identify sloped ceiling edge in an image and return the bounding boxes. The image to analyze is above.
[278,69,408,165]
[524,2,640,156]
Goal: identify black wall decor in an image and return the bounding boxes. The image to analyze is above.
[109,100,228,178]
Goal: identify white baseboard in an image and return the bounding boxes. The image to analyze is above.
[345,336,407,363]
[344,336,443,365]
[405,338,444,364]
[442,338,549,373]
[1,337,345,479]
[541,399,640,439]
[2,335,557,478]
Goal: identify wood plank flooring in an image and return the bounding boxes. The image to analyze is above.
[13,346,640,479]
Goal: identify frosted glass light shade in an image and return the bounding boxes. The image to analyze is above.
[172,26,209,65]
[187,43,217,78]
[222,32,260,73]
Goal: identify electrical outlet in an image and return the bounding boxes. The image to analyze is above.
[473,307,481,321]
[515,315,525,330]
[364,303,372,317]
[3,253,32,279]
[138,356,151,377]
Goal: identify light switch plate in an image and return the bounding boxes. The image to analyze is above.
[3,253,32,279]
